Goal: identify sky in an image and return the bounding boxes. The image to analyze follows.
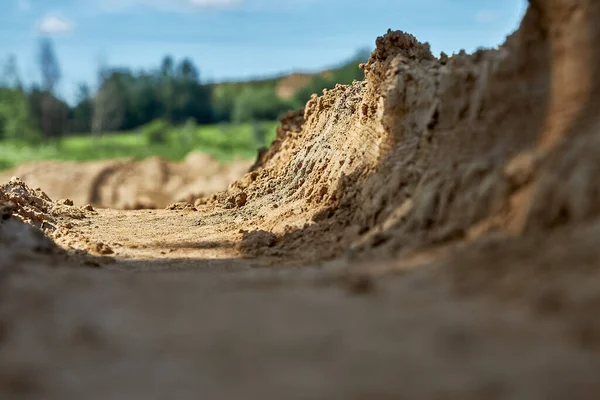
[0,0,528,103]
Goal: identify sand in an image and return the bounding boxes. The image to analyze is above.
[2,1,600,398]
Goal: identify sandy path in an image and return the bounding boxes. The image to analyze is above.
[3,209,600,400]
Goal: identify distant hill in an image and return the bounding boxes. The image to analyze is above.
[209,49,370,104]
[275,73,314,99]
[208,69,328,98]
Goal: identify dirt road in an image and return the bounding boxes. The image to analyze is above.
[3,0,600,398]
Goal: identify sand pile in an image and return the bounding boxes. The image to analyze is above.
[0,178,88,228]
[211,0,600,271]
[0,178,120,262]
[0,179,69,268]
[0,152,251,210]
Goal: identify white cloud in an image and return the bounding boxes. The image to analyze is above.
[475,10,497,23]
[37,15,75,35]
[17,0,32,12]
[96,0,243,13]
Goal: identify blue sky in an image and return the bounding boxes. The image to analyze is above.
[1,0,527,102]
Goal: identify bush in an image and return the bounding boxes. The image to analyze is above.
[170,118,197,147]
[292,51,368,107]
[251,122,270,146]
[0,88,41,144]
[0,158,11,170]
[293,75,335,107]
[142,119,169,144]
[232,87,294,123]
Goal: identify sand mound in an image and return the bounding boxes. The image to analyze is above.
[0,178,123,261]
[1,178,87,228]
[0,179,71,268]
[209,0,600,270]
[0,152,251,210]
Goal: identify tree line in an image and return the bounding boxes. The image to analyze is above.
[0,38,368,143]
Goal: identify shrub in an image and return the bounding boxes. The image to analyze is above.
[170,118,197,147]
[142,119,169,144]
[232,87,294,123]
[0,88,41,144]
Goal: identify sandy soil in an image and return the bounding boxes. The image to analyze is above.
[3,0,600,398]
[0,152,251,210]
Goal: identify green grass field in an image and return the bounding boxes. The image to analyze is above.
[0,121,278,171]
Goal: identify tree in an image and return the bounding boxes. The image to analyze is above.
[293,75,334,107]
[293,49,369,107]
[1,55,22,89]
[178,58,198,82]
[232,87,293,123]
[211,84,238,123]
[0,55,39,142]
[38,38,61,93]
[28,85,69,140]
[33,39,68,139]
[69,83,94,133]
[40,93,69,139]
[92,70,127,133]
[170,58,212,124]
[0,87,40,143]
[127,72,162,129]
[161,55,174,77]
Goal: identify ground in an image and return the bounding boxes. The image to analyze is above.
[3,207,600,399]
[2,1,600,398]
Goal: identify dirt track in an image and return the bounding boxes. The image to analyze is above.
[3,0,600,398]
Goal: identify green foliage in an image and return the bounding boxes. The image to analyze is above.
[171,76,213,124]
[232,86,293,123]
[211,84,238,123]
[1,55,22,89]
[0,88,40,143]
[91,58,213,134]
[142,119,169,144]
[0,122,277,170]
[293,75,335,107]
[211,78,279,124]
[251,122,269,146]
[28,87,69,139]
[169,118,198,148]
[0,48,372,170]
[0,141,61,169]
[293,50,369,107]
[70,84,93,133]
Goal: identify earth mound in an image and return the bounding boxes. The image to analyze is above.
[0,152,251,210]
[0,178,123,262]
[214,1,600,271]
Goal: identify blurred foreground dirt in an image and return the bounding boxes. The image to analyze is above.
[3,1,600,398]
